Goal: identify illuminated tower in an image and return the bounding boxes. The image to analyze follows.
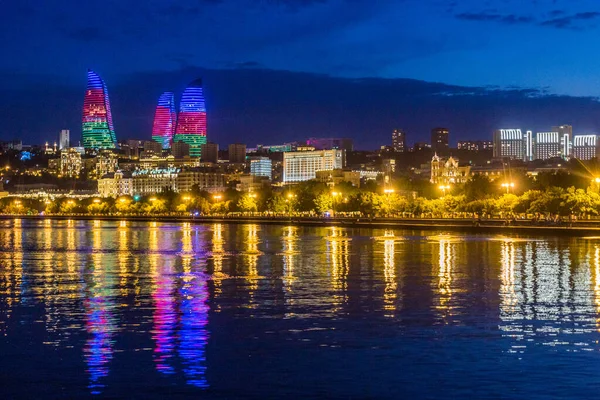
[82,69,117,149]
[173,79,207,158]
[151,92,177,149]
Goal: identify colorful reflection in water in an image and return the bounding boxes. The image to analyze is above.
[4,221,600,398]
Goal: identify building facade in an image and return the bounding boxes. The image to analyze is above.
[250,157,272,180]
[200,142,218,163]
[431,128,449,153]
[151,92,177,149]
[572,135,599,160]
[315,169,361,187]
[535,132,562,160]
[430,155,471,185]
[98,171,133,197]
[493,129,524,160]
[82,69,116,149]
[95,150,119,178]
[172,141,190,159]
[392,129,406,153]
[59,129,70,150]
[60,148,83,178]
[173,79,207,158]
[228,143,247,163]
[457,140,493,151]
[283,149,345,183]
[552,125,572,159]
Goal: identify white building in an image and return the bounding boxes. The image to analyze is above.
[98,167,227,197]
[98,171,133,197]
[283,149,345,183]
[132,168,179,195]
[493,129,524,160]
[535,132,561,160]
[59,129,70,150]
[572,135,598,160]
[250,157,272,180]
[524,130,534,161]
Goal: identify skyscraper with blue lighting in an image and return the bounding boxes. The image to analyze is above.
[82,70,116,149]
[152,92,177,149]
[173,79,207,158]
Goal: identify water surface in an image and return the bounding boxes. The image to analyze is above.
[1,219,600,398]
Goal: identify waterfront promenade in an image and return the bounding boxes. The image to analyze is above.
[4,214,600,236]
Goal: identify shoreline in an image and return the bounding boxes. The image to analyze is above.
[2,214,600,236]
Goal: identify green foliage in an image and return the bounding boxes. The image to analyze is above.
[238,194,258,212]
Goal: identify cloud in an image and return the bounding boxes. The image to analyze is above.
[455,12,534,25]
[3,66,600,148]
[540,11,600,29]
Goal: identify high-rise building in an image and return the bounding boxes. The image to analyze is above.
[392,129,406,153]
[200,142,219,163]
[59,129,70,150]
[306,138,354,152]
[173,79,207,158]
[493,129,524,160]
[431,128,449,153]
[551,125,572,159]
[524,130,534,161]
[572,135,599,160]
[172,141,190,159]
[283,149,345,183]
[229,143,247,163]
[152,92,177,149]
[82,69,116,149]
[535,132,562,160]
[250,157,272,180]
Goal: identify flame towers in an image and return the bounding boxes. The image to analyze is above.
[173,79,207,158]
[152,92,177,149]
[82,70,117,149]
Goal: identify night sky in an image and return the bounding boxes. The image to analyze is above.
[2,0,600,148]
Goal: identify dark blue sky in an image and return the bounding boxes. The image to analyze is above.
[2,0,600,148]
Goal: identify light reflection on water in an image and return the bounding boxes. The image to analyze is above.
[3,220,600,398]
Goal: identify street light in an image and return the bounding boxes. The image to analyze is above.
[182,195,192,201]
[501,182,515,194]
[213,194,222,201]
[93,198,101,204]
[384,189,395,194]
[439,185,451,196]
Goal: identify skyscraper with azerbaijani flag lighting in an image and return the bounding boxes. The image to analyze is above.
[151,92,177,149]
[82,69,117,149]
[173,79,207,158]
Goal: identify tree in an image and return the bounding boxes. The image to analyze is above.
[267,193,289,213]
[238,194,258,213]
[462,175,494,201]
[314,193,333,214]
[496,194,519,217]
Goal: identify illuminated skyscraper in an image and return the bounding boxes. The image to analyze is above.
[82,70,116,149]
[173,79,207,158]
[152,92,177,149]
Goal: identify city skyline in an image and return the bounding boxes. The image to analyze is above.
[3,1,600,148]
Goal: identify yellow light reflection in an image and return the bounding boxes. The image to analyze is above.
[211,223,224,298]
[383,230,397,317]
[326,226,350,308]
